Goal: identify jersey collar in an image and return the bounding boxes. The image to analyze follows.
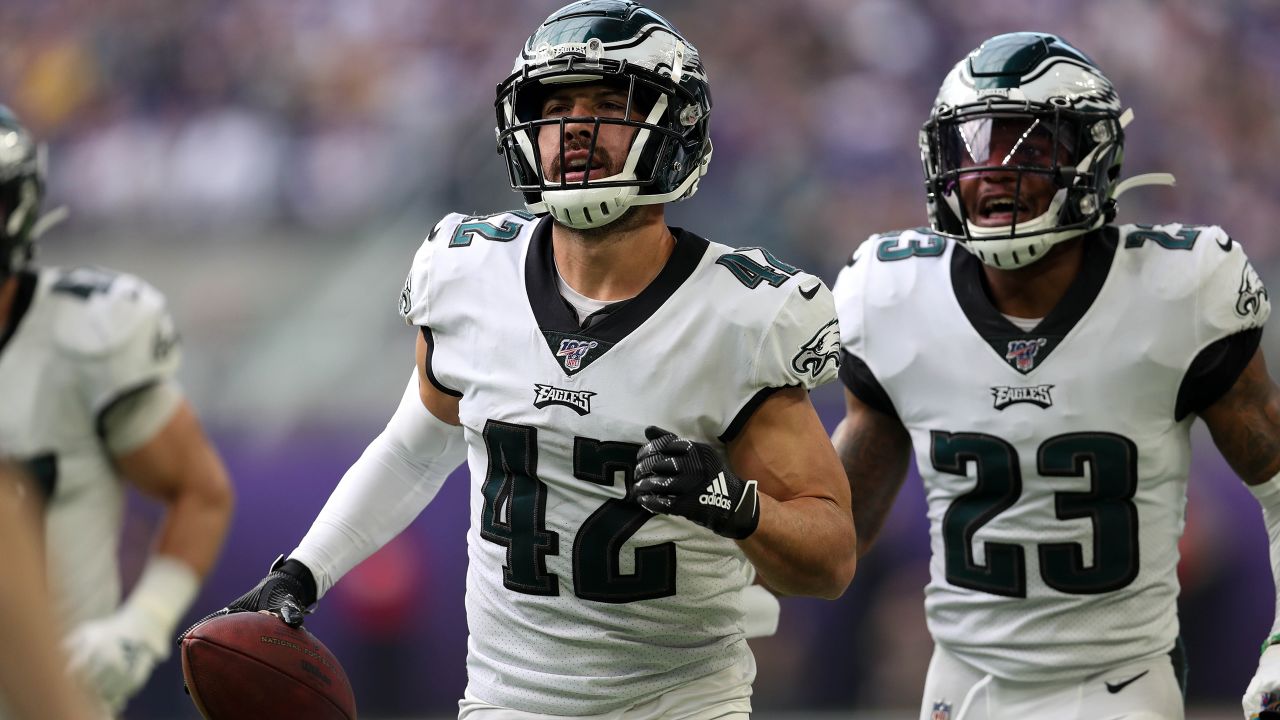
[951,228,1118,374]
[524,215,708,375]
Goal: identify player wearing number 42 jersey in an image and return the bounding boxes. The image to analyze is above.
[199,2,856,718]
[833,33,1280,720]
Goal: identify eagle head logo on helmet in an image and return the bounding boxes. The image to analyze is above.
[494,0,713,230]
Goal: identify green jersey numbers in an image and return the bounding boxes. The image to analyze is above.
[480,420,677,603]
[571,437,677,603]
[935,433,1025,597]
[450,211,537,248]
[716,247,800,289]
[1123,225,1200,251]
[481,421,559,595]
[934,430,1139,598]
[876,230,945,261]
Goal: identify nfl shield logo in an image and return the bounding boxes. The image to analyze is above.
[1005,338,1047,371]
[930,701,952,720]
[556,339,598,371]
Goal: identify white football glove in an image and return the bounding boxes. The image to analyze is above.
[63,604,169,712]
[64,555,199,712]
[1243,642,1280,719]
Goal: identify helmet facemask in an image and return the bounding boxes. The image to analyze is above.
[495,2,713,230]
[922,101,1123,268]
[0,116,50,280]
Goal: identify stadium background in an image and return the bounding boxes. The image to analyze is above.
[3,0,1279,717]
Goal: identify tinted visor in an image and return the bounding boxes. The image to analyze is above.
[939,114,1079,176]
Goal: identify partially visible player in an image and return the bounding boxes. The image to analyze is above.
[0,106,235,719]
[831,32,1280,720]
[0,462,97,720]
[202,1,855,717]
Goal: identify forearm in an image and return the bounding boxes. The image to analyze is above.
[151,455,234,577]
[832,400,911,557]
[738,493,856,599]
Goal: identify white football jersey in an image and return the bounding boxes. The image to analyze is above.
[833,224,1269,682]
[401,210,840,714]
[0,267,180,628]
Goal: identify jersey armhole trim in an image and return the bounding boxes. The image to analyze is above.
[718,384,796,444]
[1174,327,1262,420]
[420,326,463,398]
[839,349,899,421]
[94,378,162,443]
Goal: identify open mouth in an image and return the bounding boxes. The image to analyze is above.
[557,150,609,184]
[976,194,1032,225]
[561,158,607,183]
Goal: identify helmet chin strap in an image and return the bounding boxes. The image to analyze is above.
[30,205,68,241]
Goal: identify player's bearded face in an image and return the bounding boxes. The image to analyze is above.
[955,117,1071,227]
[536,83,642,185]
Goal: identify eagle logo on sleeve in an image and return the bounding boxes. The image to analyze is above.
[791,319,841,379]
[1236,261,1268,319]
[399,274,412,318]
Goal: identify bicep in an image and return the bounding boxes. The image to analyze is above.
[727,386,848,506]
[1199,347,1280,486]
[113,399,226,500]
[415,329,461,425]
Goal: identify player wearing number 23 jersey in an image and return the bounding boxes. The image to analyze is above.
[833,33,1280,720]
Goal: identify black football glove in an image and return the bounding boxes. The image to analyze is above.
[631,426,760,540]
[179,556,317,640]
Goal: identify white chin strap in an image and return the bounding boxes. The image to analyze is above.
[957,108,1176,269]
[516,89,711,231]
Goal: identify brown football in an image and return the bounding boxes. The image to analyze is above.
[180,611,356,720]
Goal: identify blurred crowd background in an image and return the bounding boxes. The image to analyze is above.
[3,0,1279,717]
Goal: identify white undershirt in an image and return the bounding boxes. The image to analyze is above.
[1002,313,1043,332]
[554,257,629,324]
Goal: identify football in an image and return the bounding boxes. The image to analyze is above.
[180,611,356,720]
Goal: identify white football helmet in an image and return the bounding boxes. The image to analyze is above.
[495,0,713,230]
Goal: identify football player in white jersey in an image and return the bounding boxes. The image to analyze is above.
[204,1,856,719]
[0,106,235,719]
[832,33,1280,720]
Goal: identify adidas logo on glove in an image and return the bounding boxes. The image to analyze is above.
[699,473,734,510]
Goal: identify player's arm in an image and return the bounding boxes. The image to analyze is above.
[727,386,857,599]
[630,389,855,599]
[200,223,468,627]
[832,387,913,558]
[1199,349,1280,486]
[205,333,465,632]
[0,464,98,720]
[63,391,233,711]
[1197,348,1280,719]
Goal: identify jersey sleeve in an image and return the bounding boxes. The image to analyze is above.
[1175,227,1270,417]
[1194,226,1270,342]
[400,212,466,328]
[831,236,897,417]
[752,274,841,392]
[56,270,182,418]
